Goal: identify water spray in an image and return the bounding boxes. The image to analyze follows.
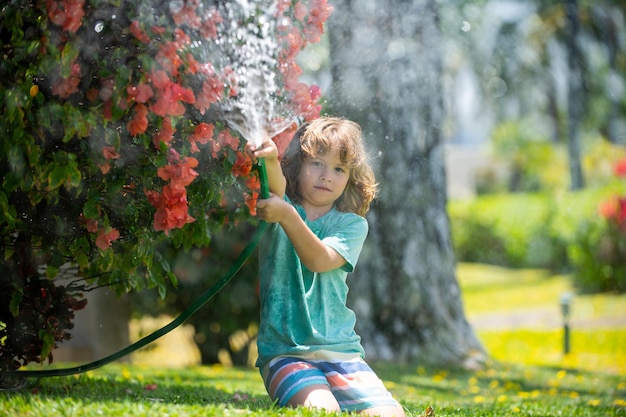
[213,0,296,199]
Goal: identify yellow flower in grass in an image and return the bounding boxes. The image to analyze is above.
[504,381,520,390]
[122,368,131,380]
[432,371,447,382]
[568,391,579,399]
[618,382,626,390]
[613,399,626,407]
[497,395,508,402]
[512,406,521,412]
[489,380,500,389]
[518,391,531,399]
[474,395,486,403]
[587,399,600,406]
[556,370,567,379]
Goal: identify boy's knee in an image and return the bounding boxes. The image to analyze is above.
[286,384,341,412]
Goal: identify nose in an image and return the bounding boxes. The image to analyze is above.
[320,167,331,182]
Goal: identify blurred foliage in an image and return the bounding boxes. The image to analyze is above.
[130,225,261,366]
[450,150,626,293]
[488,120,568,193]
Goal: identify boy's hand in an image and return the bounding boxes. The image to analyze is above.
[255,193,291,223]
[247,137,278,162]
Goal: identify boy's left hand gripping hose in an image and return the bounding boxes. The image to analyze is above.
[1,161,270,386]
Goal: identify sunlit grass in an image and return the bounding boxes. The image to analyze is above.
[2,263,625,416]
[458,262,626,322]
[478,329,626,375]
[2,361,624,416]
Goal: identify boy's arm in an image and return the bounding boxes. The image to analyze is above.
[252,139,286,197]
[256,198,346,273]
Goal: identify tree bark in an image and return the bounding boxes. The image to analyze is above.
[565,0,585,190]
[327,0,485,367]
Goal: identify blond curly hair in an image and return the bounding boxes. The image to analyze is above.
[281,117,378,217]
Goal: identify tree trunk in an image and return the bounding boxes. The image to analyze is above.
[327,0,485,368]
[565,0,585,190]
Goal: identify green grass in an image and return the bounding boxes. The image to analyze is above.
[2,263,625,416]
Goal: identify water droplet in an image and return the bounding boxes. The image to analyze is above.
[169,0,184,14]
[94,21,104,33]
[461,21,471,32]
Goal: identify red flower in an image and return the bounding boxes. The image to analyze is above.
[46,0,85,33]
[51,62,81,98]
[199,8,223,39]
[102,99,113,120]
[127,83,154,103]
[171,0,201,27]
[599,198,618,220]
[303,0,333,43]
[188,123,215,153]
[129,20,151,43]
[216,129,240,151]
[599,196,626,230]
[232,151,253,177]
[150,71,195,117]
[194,76,223,115]
[102,146,120,160]
[614,158,626,178]
[272,123,298,156]
[290,83,322,121]
[617,198,626,229]
[79,214,99,233]
[156,42,184,76]
[157,156,199,188]
[145,185,195,234]
[127,103,149,136]
[153,117,176,148]
[99,146,121,174]
[294,2,307,21]
[244,176,261,216]
[95,227,120,250]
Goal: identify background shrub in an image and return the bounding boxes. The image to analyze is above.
[449,181,626,293]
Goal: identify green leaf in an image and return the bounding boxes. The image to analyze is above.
[65,165,82,189]
[60,43,79,77]
[48,163,66,190]
[83,197,100,218]
[167,271,178,289]
[76,253,89,269]
[46,264,59,279]
[9,290,23,317]
[39,330,55,361]
[157,281,166,299]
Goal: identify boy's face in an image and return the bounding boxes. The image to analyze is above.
[297,146,350,218]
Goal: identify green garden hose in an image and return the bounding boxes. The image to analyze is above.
[1,161,270,384]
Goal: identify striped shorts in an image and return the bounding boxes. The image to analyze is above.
[261,355,399,412]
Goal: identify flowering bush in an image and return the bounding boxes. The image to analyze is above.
[570,157,626,293]
[0,0,331,369]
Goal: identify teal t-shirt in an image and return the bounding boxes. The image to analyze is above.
[255,197,368,369]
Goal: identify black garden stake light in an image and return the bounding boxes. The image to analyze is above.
[560,292,574,354]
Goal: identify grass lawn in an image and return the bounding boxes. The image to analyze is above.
[1,263,625,416]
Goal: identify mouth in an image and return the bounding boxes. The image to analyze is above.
[314,186,331,192]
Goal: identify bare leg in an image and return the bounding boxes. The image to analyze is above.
[359,402,406,417]
[285,383,341,412]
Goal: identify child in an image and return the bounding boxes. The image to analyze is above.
[251,117,406,416]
